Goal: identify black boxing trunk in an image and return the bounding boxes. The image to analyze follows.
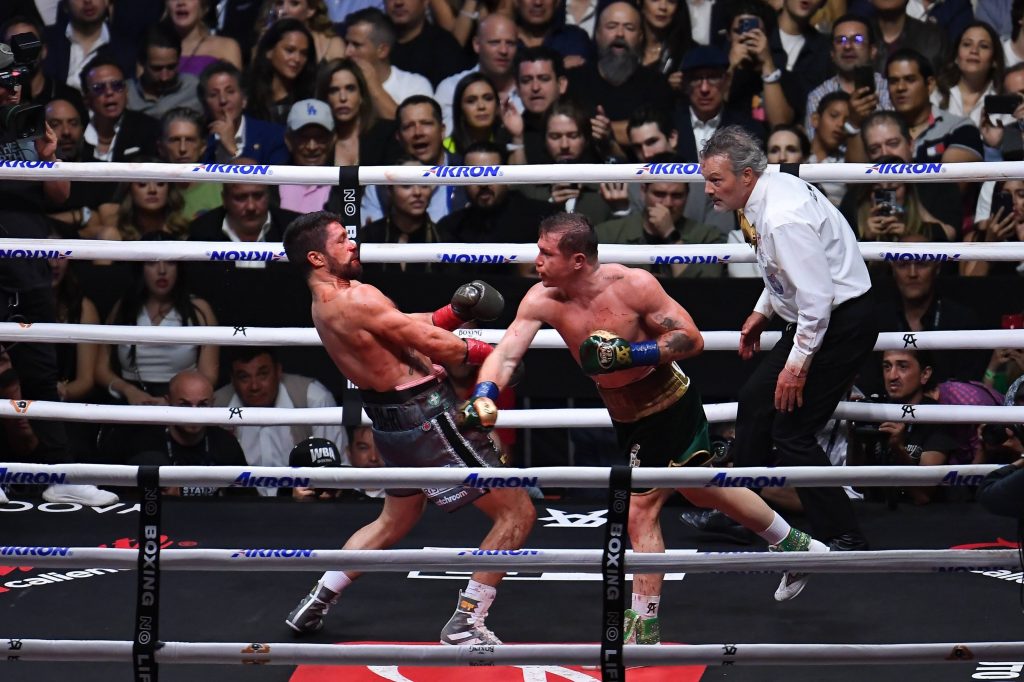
[360,367,504,512]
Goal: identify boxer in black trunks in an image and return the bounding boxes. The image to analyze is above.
[281,211,535,645]
[462,213,828,645]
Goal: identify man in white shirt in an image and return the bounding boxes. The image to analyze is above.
[434,14,520,135]
[701,125,877,552]
[344,8,432,121]
[215,348,349,497]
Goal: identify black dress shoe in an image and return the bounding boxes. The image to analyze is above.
[679,509,757,545]
[827,533,870,552]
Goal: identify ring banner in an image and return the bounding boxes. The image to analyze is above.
[601,465,631,681]
[338,166,360,243]
[133,466,162,682]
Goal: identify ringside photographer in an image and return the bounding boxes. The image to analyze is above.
[848,349,958,506]
[0,35,117,506]
[977,376,1024,519]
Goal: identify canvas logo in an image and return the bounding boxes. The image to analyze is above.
[538,508,608,528]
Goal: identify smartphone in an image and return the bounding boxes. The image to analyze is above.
[992,189,1014,219]
[853,66,875,94]
[1002,313,1024,330]
[737,16,760,34]
[985,94,1023,115]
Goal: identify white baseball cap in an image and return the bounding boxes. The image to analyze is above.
[287,99,334,132]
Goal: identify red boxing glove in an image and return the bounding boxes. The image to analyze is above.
[432,304,464,331]
[464,339,493,365]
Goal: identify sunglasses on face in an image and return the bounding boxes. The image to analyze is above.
[89,79,126,95]
[833,34,866,46]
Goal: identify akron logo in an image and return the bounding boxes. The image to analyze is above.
[10,400,32,414]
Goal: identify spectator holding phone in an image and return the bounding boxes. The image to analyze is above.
[934,22,1005,128]
[963,179,1024,277]
[806,14,891,144]
[979,64,1024,159]
[851,156,953,246]
[724,1,794,129]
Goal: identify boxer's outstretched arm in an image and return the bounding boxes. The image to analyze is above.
[633,268,704,362]
[479,313,543,390]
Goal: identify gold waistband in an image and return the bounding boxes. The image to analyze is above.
[598,362,690,423]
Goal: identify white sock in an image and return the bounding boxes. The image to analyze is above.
[757,512,792,546]
[464,579,497,617]
[631,593,660,620]
[319,571,353,595]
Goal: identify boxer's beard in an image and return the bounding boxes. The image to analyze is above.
[598,40,639,86]
[326,252,361,279]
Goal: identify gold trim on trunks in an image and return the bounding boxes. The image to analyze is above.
[598,362,690,423]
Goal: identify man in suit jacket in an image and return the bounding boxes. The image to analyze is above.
[672,46,766,162]
[187,182,302,327]
[42,0,137,92]
[197,60,289,166]
[79,55,160,163]
[671,47,763,234]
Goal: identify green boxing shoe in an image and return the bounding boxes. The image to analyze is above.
[623,608,661,645]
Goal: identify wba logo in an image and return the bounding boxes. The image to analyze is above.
[10,400,32,414]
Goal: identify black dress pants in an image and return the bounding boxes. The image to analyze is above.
[1,286,71,464]
[732,292,878,541]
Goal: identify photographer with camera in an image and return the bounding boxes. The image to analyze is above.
[850,349,958,505]
[976,376,1024,519]
[0,38,117,506]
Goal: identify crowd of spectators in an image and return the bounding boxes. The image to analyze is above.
[0,0,1023,506]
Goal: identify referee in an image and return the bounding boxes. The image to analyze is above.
[700,126,876,551]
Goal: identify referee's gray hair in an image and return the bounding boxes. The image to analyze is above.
[701,126,767,175]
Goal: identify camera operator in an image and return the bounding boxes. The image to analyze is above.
[0,39,116,506]
[849,349,958,505]
[977,376,1024,519]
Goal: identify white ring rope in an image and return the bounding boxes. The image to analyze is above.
[1,399,1021,428]
[2,237,1021,262]
[0,546,1014,574]
[1,159,1023,185]
[0,463,999,488]
[2,323,1022,351]
[1,639,1021,666]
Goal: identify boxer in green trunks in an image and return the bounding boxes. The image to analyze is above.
[462,213,829,645]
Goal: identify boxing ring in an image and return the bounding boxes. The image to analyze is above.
[1,160,1023,681]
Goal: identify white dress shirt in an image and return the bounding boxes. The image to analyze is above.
[66,22,110,91]
[687,0,715,46]
[690,107,720,158]
[221,213,273,269]
[743,172,871,374]
[226,380,349,496]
